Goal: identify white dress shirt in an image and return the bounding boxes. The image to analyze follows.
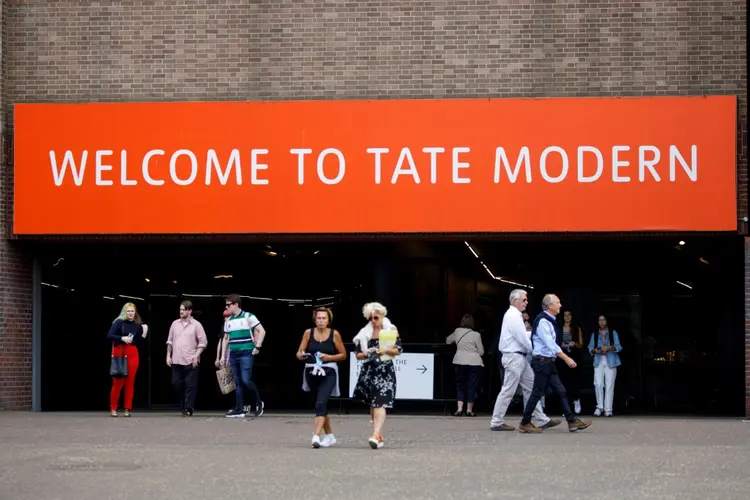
[498,305,533,354]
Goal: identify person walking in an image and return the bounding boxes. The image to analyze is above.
[297,307,347,448]
[221,294,266,418]
[166,300,208,416]
[352,302,402,449]
[489,289,555,432]
[518,294,591,434]
[108,302,148,417]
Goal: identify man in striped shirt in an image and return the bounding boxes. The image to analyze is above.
[222,294,266,418]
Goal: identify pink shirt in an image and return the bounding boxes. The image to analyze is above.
[167,317,208,366]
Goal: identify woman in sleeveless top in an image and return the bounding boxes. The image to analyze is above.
[352,302,402,450]
[296,307,346,449]
[560,310,584,414]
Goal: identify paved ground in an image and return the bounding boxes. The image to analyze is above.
[1,411,748,500]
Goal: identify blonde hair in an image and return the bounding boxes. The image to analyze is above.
[114,302,142,324]
[362,302,387,320]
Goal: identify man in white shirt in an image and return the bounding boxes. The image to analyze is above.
[490,289,560,431]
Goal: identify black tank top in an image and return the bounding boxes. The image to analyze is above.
[307,328,337,357]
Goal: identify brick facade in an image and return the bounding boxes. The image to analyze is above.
[0,1,747,411]
[0,1,33,410]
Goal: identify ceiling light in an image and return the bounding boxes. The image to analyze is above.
[265,250,277,257]
[214,275,233,279]
[676,281,693,290]
[464,241,534,289]
[119,294,145,301]
[678,240,685,246]
[144,278,150,283]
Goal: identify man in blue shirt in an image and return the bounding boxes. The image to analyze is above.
[518,294,592,434]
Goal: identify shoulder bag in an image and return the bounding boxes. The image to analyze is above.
[110,323,129,377]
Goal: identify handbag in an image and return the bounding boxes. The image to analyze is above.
[110,323,129,378]
[215,366,236,395]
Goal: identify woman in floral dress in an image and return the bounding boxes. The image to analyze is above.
[352,302,402,449]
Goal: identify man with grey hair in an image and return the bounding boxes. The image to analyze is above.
[519,294,591,433]
[490,289,558,432]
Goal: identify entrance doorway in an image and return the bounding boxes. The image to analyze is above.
[36,236,745,416]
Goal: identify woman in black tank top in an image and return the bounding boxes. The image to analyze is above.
[296,307,347,449]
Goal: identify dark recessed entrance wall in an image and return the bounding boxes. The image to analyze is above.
[36,237,745,416]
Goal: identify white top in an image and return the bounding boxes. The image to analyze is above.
[498,305,532,354]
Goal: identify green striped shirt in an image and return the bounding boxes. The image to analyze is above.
[224,311,259,352]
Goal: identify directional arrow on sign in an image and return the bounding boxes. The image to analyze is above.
[417,365,427,374]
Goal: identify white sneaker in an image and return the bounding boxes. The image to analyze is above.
[368,435,384,449]
[594,408,602,417]
[311,434,322,449]
[574,399,582,414]
[321,434,337,448]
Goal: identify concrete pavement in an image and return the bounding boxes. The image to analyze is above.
[1,412,748,500]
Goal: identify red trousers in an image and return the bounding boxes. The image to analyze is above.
[110,344,140,411]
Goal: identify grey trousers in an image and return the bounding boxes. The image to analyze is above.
[490,352,550,427]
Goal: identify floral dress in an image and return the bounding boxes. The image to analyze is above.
[352,336,403,409]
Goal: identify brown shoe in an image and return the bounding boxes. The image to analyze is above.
[518,423,543,433]
[541,419,562,429]
[490,423,515,431]
[568,418,591,432]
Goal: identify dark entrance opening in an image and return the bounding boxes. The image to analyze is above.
[36,236,745,416]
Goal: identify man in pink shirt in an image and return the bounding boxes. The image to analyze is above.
[167,300,208,416]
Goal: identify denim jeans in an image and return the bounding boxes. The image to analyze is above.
[229,350,260,411]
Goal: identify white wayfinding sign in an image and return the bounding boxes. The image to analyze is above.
[348,352,435,400]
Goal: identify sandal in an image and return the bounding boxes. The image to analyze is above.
[466,411,477,417]
[453,410,463,417]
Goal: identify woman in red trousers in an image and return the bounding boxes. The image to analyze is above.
[107,302,148,417]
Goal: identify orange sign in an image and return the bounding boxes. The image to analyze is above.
[13,96,737,235]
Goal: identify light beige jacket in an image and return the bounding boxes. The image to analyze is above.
[446,328,484,366]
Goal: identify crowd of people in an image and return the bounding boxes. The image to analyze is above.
[106,289,620,447]
[107,296,402,449]
[448,290,623,426]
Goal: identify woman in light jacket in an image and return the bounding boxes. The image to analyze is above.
[446,314,484,417]
[587,314,622,417]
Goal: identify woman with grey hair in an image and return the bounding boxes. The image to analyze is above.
[447,314,484,416]
[352,301,402,449]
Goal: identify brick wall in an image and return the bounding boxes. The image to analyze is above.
[1,0,33,410]
[1,1,747,410]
